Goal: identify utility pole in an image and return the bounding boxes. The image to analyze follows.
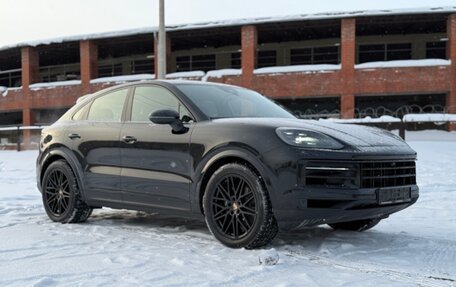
[157,0,166,79]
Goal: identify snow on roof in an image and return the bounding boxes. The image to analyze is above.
[255,64,341,75]
[90,74,155,84]
[1,6,455,52]
[355,59,451,69]
[29,80,81,90]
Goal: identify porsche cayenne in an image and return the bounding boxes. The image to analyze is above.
[37,80,418,248]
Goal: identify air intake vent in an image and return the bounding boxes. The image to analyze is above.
[303,162,359,188]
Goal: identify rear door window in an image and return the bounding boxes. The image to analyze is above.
[87,89,128,122]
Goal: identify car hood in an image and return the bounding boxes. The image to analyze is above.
[212,117,408,147]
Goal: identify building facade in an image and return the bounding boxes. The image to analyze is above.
[1,7,456,148]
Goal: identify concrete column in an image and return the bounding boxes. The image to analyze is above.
[80,40,98,93]
[448,14,456,131]
[241,25,257,88]
[340,19,356,119]
[154,35,172,78]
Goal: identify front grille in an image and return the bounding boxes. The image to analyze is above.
[360,161,416,188]
[302,160,416,189]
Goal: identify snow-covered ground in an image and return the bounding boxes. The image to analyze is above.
[0,133,455,286]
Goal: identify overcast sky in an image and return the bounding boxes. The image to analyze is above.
[0,0,455,47]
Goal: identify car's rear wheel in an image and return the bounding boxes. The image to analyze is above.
[42,160,92,223]
[328,218,381,232]
[203,163,278,249]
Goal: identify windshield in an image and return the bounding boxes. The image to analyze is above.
[176,84,295,119]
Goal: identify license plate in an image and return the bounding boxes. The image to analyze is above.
[377,187,411,205]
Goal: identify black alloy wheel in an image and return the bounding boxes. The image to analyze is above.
[211,174,257,239]
[42,160,92,223]
[44,169,71,216]
[203,163,278,249]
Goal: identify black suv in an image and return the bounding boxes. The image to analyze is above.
[37,80,418,248]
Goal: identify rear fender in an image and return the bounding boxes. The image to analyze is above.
[38,146,87,201]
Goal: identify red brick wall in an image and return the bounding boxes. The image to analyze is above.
[0,89,25,110]
[30,85,84,109]
[340,19,356,118]
[206,65,451,99]
[21,47,39,88]
[355,66,451,95]
[80,40,98,93]
[241,25,257,89]
[251,71,341,98]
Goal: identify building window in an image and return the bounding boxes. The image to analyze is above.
[358,43,412,63]
[176,54,216,72]
[290,46,339,65]
[132,59,154,74]
[257,50,276,68]
[426,41,446,59]
[231,52,241,69]
[39,64,80,82]
[290,48,312,65]
[0,69,21,87]
[387,43,412,61]
[277,97,340,119]
[176,56,191,72]
[98,63,123,77]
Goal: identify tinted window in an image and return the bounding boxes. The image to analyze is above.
[176,84,294,119]
[87,89,128,122]
[131,86,190,122]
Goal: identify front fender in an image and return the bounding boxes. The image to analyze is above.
[190,143,276,214]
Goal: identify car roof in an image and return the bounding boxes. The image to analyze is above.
[76,80,243,104]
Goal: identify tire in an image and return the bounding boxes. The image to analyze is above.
[203,163,278,249]
[41,160,93,223]
[328,218,381,232]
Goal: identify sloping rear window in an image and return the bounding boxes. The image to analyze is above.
[87,89,128,122]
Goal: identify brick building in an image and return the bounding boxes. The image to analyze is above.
[1,7,456,147]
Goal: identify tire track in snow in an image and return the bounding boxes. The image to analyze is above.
[424,242,456,280]
[283,248,455,287]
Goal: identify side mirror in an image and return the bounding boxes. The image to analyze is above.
[149,109,189,134]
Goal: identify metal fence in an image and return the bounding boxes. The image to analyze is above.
[0,126,46,151]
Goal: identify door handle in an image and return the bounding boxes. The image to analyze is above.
[68,133,81,140]
[122,135,137,144]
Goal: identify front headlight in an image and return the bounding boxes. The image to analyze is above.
[276,128,344,149]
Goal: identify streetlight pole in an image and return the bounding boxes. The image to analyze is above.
[157,0,166,79]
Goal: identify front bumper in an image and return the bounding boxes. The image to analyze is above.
[273,185,419,230]
[261,145,419,231]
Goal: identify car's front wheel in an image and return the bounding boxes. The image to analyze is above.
[203,163,278,249]
[42,160,93,223]
[328,218,381,232]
